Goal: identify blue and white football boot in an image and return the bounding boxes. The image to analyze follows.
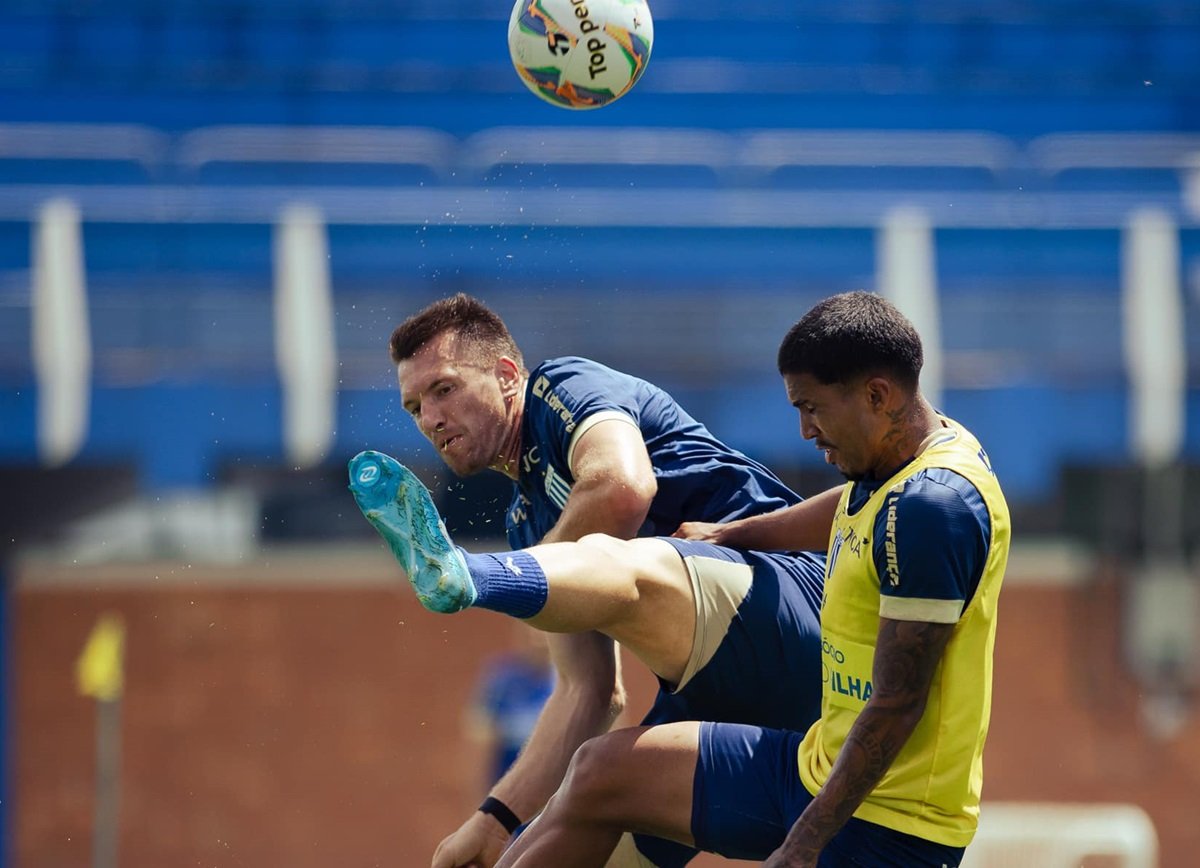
[348,450,476,613]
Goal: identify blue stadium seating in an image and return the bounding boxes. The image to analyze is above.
[1,0,1198,505]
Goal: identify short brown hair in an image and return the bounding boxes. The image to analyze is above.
[389,293,524,369]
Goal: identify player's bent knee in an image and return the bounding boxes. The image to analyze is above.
[559,732,641,822]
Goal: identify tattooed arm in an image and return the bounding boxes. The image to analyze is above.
[764,618,956,868]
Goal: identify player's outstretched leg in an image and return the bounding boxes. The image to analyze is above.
[348,450,694,681]
[348,450,477,613]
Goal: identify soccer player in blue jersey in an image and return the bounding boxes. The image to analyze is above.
[462,291,1007,867]
[362,293,830,868]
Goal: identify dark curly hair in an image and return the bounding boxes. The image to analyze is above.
[777,291,923,390]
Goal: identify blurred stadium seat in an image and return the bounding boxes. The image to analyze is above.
[0,123,168,184]
[460,126,736,188]
[175,125,457,187]
[738,129,1020,192]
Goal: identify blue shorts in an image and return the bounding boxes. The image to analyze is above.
[632,539,826,868]
[691,722,967,867]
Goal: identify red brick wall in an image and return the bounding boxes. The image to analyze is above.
[12,556,1198,867]
[983,576,1200,864]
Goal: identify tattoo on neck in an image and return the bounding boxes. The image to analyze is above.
[880,405,907,450]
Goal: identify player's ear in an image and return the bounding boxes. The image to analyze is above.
[865,376,892,412]
[496,356,523,397]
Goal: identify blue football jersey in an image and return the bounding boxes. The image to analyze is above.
[505,357,803,548]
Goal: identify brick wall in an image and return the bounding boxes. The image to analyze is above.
[12,553,1199,867]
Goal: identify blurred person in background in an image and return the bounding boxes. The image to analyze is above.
[468,624,555,791]
[355,292,831,868]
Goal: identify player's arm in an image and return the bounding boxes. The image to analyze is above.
[480,418,653,808]
[432,631,622,868]
[765,617,955,867]
[488,633,624,828]
[541,415,658,543]
[674,484,842,552]
[433,418,650,867]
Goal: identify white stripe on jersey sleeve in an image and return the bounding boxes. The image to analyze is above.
[566,410,641,471]
[880,595,965,624]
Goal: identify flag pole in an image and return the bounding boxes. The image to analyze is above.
[76,615,125,868]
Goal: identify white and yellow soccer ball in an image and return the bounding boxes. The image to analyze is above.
[507,0,653,109]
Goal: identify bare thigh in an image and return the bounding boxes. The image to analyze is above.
[527,537,696,685]
[561,722,702,845]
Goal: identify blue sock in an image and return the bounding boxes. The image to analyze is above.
[461,549,548,619]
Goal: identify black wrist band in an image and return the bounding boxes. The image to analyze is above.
[479,796,522,835]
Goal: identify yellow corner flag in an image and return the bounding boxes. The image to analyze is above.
[76,614,126,702]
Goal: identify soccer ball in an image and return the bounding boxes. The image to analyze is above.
[507,0,654,110]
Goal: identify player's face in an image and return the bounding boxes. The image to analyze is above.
[783,372,881,481]
[397,331,520,476]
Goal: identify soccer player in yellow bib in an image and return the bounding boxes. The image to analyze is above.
[492,291,1010,868]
